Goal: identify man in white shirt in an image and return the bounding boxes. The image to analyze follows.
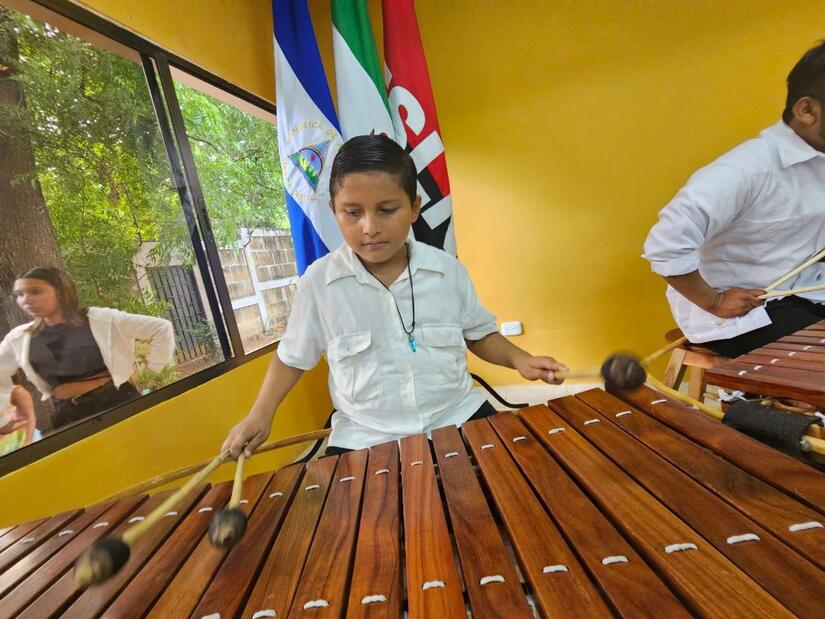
[223,135,568,457]
[644,41,825,358]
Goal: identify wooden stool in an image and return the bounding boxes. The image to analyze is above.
[662,329,727,403]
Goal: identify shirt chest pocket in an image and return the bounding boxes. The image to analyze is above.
[417,324,466,383]
[327,332,382,402]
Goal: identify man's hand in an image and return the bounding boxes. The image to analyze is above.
[707,288,766,318]
[221,411,272,460]
[514,355,569,385]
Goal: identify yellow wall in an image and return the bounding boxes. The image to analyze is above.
[3,0,823,522]
[75,0,277,102]
[76,0,825,382]
[0,356,330,526]
[426,2,824,382]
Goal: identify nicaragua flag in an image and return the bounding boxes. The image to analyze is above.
[274,0,344,274]
[332,0,394,139]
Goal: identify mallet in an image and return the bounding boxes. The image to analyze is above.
[557,336,688,392]
[764,247,825,292]
[207,452,247,549]
[75,428,331,587]
[74,451,229,587]
[555,353,647,391]
[758,283,825,300]
[645,374,825,455]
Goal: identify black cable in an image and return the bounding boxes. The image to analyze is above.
[293,374,524,465]
[471,373,528,409]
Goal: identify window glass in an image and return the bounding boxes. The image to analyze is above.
[172,72,297,353]
[0,3,224,452]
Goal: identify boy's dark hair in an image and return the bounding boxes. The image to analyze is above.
[329,134,418,205]
[784,40,825,123]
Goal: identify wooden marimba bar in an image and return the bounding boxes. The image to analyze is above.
[2,386,825,617]
[706,320,825,408]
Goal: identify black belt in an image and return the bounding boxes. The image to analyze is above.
[54,380,115,405]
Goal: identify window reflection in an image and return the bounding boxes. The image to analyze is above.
[172,75,298,352]
[0,4,227,453]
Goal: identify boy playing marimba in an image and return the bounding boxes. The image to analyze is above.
[223,135,568,458]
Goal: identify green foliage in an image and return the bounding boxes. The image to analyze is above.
[175,83,287,246]
[1,7,287,318]
[186,319,222,364]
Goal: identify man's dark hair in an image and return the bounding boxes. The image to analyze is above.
[784,40,825,123]
[329,134,418,204]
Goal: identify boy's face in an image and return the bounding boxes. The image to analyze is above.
[330,171,421,267]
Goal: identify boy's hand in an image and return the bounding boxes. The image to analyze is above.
[515,355,569,385]
[221,411,272,460]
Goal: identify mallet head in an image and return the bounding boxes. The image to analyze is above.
[74,536,131,587]
[207,507,248,549]
[601,353,646,391]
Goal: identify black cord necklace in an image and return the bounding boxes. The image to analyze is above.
[370,243,416,352]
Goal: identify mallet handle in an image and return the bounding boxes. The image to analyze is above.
[108,428,332,501]
[645,375,825,455]
[643,336,687,365]
[765,248,825,292]
[123,452,229,545]
[556,369,600,380]
[229,453,246,508]
[758,283,825,300]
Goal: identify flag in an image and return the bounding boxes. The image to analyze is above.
[383,0,456,254]
[332,0,394,139]
[274,0,344,274]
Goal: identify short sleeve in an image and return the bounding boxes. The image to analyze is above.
[456,261,498,341]
[276,273,324,370]
[643,163,752,277]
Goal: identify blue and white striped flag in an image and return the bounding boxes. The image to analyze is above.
[274,0,344,274]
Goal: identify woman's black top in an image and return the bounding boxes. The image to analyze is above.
[29,322,107,388]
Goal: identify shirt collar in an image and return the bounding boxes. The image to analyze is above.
[764,120,824,168]
[324,239,446,286]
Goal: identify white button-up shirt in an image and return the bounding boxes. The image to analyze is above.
[0,307,174,405]
[277,240,498,450]
[643,120,825,343]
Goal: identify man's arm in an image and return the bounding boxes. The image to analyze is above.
[665,271,765,318]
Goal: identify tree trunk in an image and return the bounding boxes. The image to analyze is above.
[0,8,62,430]
[0,8,64,335]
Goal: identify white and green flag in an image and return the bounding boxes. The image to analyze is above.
[332,0,394,139]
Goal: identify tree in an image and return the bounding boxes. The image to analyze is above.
[176,83,288,248]
[0,7,64,334]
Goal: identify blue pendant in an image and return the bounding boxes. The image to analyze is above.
[408,334,416,352]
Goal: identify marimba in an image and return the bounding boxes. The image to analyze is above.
[2,385,825,618]
[706,320,825,408]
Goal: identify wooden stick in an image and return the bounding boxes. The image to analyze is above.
[765,247,825,292]
[229,453,246,508]
[642,335,688,365]
[107,428,331,501]
[122,452,228,545]
[558,340,687,382]
[645,374,723,420]
[645,374,825,455]
[556,369,601,381]
[758,283,825,300]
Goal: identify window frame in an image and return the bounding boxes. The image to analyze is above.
[0,0,285,476]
